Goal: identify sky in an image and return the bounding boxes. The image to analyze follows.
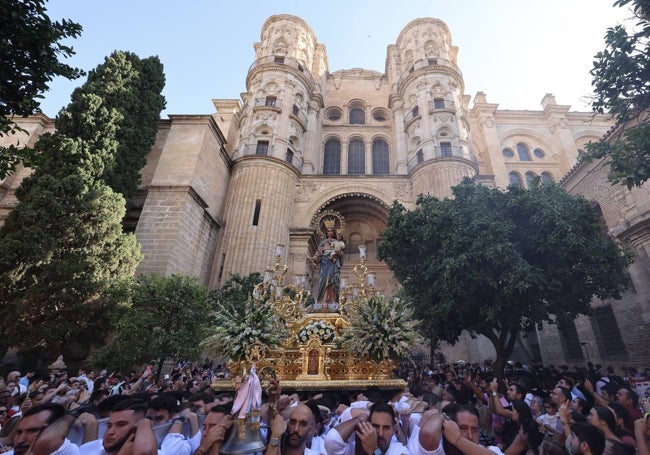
[39,0,632,119]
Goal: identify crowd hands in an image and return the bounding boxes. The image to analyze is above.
[0,360,231,454]
[394,360,650,455]
[0,359,648,455]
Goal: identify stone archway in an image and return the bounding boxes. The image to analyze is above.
[307,193,399,297]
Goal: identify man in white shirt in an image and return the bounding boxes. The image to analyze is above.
[265,403,317,455]
[324,401,408,455]
[410,404,504,455]
[77,369,95,393]
[80,399,158,455]
[6,372,27,396]
[6,403,77,455]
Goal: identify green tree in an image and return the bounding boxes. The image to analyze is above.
[93,274,211,379]
[378,180,632,376]
[585,0,650,188]
[207,272,262,315]
[35,51,166,200]
[0,105,141,361]
[0,0,84,178]
[0,50,165,363]
[58,51,166,199]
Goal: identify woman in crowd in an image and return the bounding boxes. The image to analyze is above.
[589,406,630,455]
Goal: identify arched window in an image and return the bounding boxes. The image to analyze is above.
[349,108,365,125]
[541,172,554,184]
[323,139,341,175]
[525,171,537,188]
[372,139,389,175]
[509,171,523,188]
[416,149,424,163]
[348,139,365,174]
[517,143,532,161]
[503,148,514,158]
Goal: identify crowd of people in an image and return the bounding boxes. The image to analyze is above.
[0,359,648,455]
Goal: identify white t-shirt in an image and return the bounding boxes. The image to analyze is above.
[408,424,505,455]
[79,432,190,455]
[310,435,327,455]
[324,426,409,455]
[5,438,79,455]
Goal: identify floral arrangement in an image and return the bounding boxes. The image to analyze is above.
[201,297,287,361]
[341,295,423,361]
[297,319,336,344]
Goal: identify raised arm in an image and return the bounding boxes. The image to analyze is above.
[466,375,488,405]
[488,380,514,420]
[634,417,650,455]
[443,418,497,455]
[30,414,76,455]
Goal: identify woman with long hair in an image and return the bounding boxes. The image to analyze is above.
[499,400,534,455]
[606,402,636,449]
[589,406,630,455]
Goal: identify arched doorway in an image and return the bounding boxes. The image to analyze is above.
[308,193,400,297]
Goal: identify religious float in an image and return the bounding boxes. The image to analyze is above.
[205,215,421,392]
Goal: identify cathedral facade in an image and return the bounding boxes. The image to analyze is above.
[1,15,619,365]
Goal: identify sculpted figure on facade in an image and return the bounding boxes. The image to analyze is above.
[311,224,343,311]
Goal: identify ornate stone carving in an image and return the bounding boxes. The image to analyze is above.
[394,182,413,199]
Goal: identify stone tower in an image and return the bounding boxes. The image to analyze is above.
[218,15,326,276]
[387,18,477,197]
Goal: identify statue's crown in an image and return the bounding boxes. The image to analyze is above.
[324,218,336,229]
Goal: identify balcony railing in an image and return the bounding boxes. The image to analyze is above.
[253,97,283,108]
[428,99,456,113]
[235,143,303,172]
[248,55,317,90]
[403,109,421,126]
[248,98,307,128]
[397,58,462,92]
[290,106,308,126]
[407,145,477,172]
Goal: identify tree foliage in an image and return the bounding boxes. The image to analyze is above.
[378,180,632,375]
[0,110,141,361]
[57,51,166,199]
[207,272,262,316]
[92,274,211,378]
[32,51,166,199]
[585,0,650,188]
[0,0,84,178]
[0,49,166,362]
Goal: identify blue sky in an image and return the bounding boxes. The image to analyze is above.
[40,0,630,118]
